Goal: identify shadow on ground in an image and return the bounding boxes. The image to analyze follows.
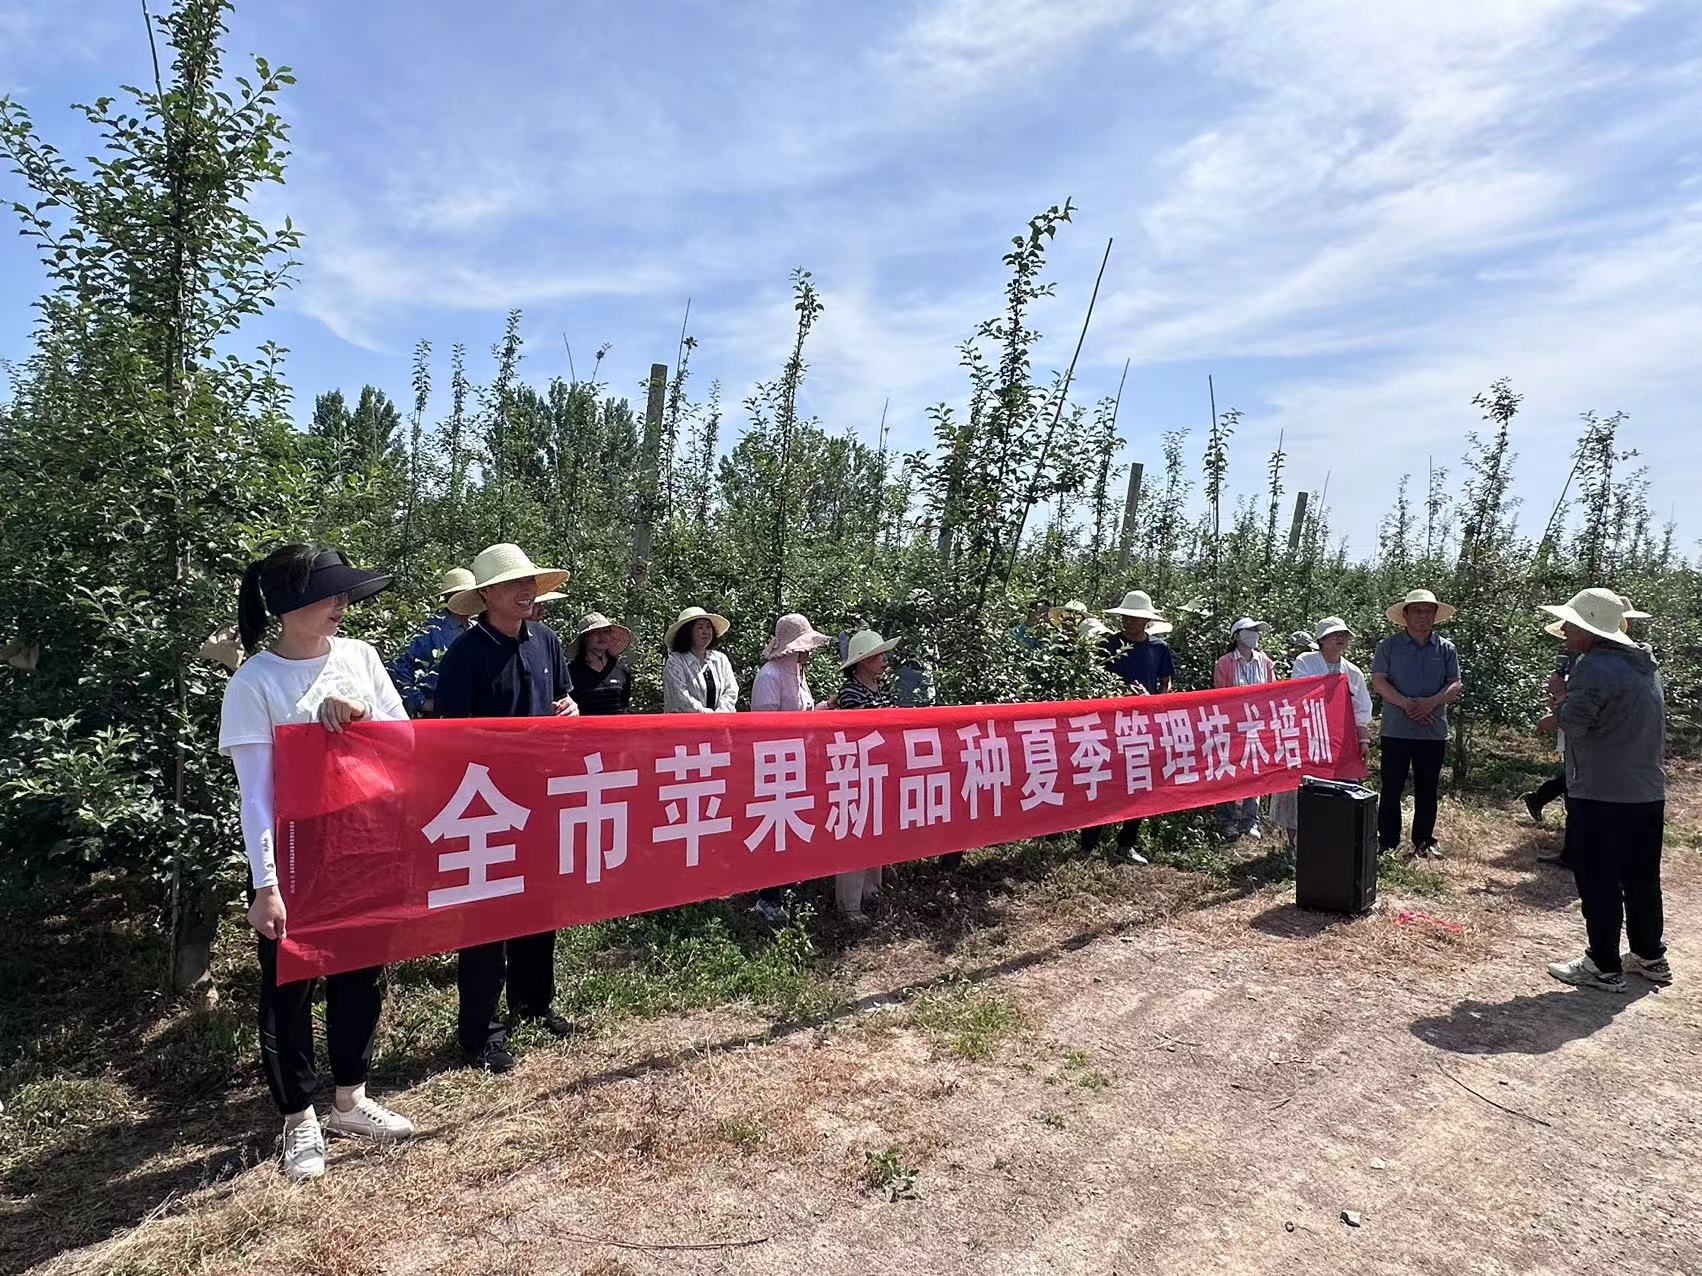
[1409,983,1657,1056]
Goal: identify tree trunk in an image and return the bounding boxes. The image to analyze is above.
[172,882,225,1003]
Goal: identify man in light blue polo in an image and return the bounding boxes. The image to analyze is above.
[1371,588,1464,858]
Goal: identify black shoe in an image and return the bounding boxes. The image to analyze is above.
[524,1009,577,1038]
[1522,792,1544,824]
[466,1040,516,1073]
[1536,852,1573,870]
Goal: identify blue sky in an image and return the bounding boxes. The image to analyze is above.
[3,0,1700,556]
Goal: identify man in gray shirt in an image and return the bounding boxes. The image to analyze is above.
[1371,589,1464,857]
[1540,589,1669,993]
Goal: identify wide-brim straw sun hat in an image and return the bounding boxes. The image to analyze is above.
[1386,587,1458,626]
[1050,599,1090,625]
[1313,616,1356,641]
[447,543,570,615]
[1104,590,1165,620]
[765,612,833,661]
[437,566,475,600]
[570,611,632,657]
[1619,595,1650,621]
[1229,616,1269,638]
[1541,588,1639,646]
[665,606,731,647]
[1077,616,1112,642]
[1146,620,1174,637]
[533,591,566,604]
[842,629,901,670]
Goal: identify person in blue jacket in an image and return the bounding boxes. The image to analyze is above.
[388,565,481,716]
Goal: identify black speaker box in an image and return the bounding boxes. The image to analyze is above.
[1295,778,1379,913]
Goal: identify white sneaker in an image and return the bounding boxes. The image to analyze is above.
[1245,824,1263,840]
[1546,954,1628,993]
[281,1116,327,1181]
[325,1095,415,1143]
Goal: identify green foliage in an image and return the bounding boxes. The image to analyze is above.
[860,1145,921,1201]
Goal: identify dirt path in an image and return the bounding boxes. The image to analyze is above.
[45,795,1702,1276]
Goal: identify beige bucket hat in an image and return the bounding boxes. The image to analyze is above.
[666,605,731,648]
[1077,616,1113,643]
[1386,588,1457,626]
[1104,590,1165,620]
[447,544,570,614]
[1541,588,1639,646]
[570,611,632,657]
[1313,616,1356,641]
[765,612,833,661]
[842,629,901,670]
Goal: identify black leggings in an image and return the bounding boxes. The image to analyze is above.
[257,935,383,1116]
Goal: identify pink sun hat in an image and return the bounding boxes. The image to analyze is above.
[764,612,834,660]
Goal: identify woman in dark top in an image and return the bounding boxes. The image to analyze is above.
[566,612,633,715]
[835,629,901,921]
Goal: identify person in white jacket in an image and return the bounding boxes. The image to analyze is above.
[217,545,416,1181]
[1269,616,1373,844]
[661,606,739,712]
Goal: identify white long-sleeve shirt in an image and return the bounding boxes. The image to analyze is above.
[1291,650,1373,729]
[662,649,739,713]
[217,637,406,888]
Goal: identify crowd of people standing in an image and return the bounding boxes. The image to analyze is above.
[215,537,1669,1180]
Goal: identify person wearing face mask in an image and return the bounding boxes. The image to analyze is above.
[1214,618,1276,838]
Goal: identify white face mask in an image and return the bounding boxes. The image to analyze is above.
[1236,629,1261,652]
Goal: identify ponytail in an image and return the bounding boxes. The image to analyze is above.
[237,562,269,654]
[237,544,317,654]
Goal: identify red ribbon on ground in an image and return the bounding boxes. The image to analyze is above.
[272,675,1364,980]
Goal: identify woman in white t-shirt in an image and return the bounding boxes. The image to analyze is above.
[1269,616,1374,845]
[218,545,416,1181]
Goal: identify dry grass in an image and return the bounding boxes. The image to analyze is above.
[10,754,1701,1275]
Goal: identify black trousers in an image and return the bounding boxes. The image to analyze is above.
[257,935,383,1116]
[457,930,557,1054]
[1378,737,1446,849]
[1081,818,1143,853]
[1566,797,1665,974]
[1532,769,1567,811]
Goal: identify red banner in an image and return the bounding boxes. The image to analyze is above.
[272,675,1363,979]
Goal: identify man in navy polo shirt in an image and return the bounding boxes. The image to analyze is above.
[1084,590,1175,864]
[435,543,579,1073]
[1371,588,1464,858]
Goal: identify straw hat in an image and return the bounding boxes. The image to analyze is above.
[1051,599,1089,625]
[447,544,570,614]
[1541,588,1638,646]
[765,612,833,661]
[569,612,632,658]
[665,605,731,648]
[1229,617,1269,638]
[196,626,244,672]
[533,591,566,605]
[1078,616,1112,642]
[1147,620,1174,638]
[842,629,901,670]
[1104,590,1165,620]
[437,566,475,599]
[1618,595,1650,622]
[1313,616,1355,641]
[1386,588,1457,626]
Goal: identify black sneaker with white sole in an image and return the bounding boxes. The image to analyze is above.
[466,1039,517,1073]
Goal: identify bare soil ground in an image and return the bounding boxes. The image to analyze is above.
[18,772,1702,1276]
